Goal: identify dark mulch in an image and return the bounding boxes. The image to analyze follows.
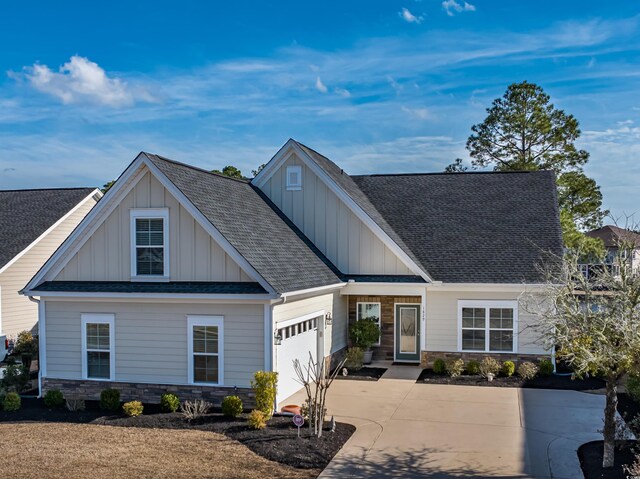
[333,366,387,381]
[417,369,606,390]
[618,393,640,435]
[0,397,104,423]
[579,441,637,479]
[94,412,355,469]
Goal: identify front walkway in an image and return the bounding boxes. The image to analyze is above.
[284,364,606,478]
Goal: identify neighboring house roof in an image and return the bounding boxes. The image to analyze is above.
[351,171,563,283]
[0,188,97,270]
[296,142,432,279]
[34,281,268,295]
[585,225,640,248]
[145,154,343,293]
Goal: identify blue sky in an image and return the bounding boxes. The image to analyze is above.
[0,1,638,220]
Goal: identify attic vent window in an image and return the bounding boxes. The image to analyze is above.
[286,165,302,191]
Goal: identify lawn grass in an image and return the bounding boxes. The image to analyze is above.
[0,423,317,479]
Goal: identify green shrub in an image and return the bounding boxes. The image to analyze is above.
[99,388,121,411]
[221,395,243,418]
[432,358,446,375]
[247,409,267,430]
[518,361,539,380]
[445,358,465,378]
[538,359,554,376]
[466,360,481,375]
[349,319,381,350]
[479,357,501,378]
[160,393,180,413]
[501,361,516,377]
[344,347,364,371]
[3,392,21,412]
[251,371,278,420]
[0,364,30,393]
[14,330,37,355]
[43,389,65,409]
[626,375,640,403]
[123,401,144,417]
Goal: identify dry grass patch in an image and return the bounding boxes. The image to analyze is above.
[0,423,318,479]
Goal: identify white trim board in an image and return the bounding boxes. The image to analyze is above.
[81,313,115,381]
[252,140,432,283]
[129,208,170,280]
[0,188,101,276]
[456,299,519,354]
[187,315,224,386]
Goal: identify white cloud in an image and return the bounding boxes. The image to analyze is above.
[401,105,431,119]
[334,87,351,97]
[315,76,328,93]
[19,56,152,107]
[399,7,423,24]
[442,0,476,16]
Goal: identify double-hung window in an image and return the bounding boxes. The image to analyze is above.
[81,314,115,380]
[459,301,517,353]
[356,302,381,346]
[130,209,169,279]
[188,316,224,385]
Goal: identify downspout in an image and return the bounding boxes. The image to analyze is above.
[268,295,286,414]
[27,296,42,398]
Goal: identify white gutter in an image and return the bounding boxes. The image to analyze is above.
[279,282,347,300]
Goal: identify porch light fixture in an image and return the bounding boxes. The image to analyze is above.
[325,312,332,326]
[274,331,282,346]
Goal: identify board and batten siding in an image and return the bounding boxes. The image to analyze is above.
[259,153,412,275]
[425,290,547,355]
[0,197,97,338]
[53,168,253,283]
[44,301,265,388]
[273,291,348,356]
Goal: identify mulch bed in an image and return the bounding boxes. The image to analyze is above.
[333,366,387,381]
[579,441,637,479]
[417,369,606,390]
[0,397,354,470]
[618,393,640,435]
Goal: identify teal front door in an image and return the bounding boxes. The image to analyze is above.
[395,304,420,362]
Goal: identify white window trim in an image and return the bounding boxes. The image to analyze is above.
[457,300,518,354]
[356,302,382,346]
[187,316,224,386]
[286,165,302,191]
[130,208,170,281]
[81,313,115,381]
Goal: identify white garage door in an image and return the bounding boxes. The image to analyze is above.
[275,314,323,405]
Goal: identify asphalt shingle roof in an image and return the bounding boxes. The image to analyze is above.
[0,188,96,270]
[146,153,342,293]
[351,171,563,283]
[34,281,267,294]
[586,225,640,248]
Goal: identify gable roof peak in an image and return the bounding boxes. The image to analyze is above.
[141,152,250,184]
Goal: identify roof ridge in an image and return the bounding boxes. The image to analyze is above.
[144,152,251,184]
[352,170,553,178]
[0,187,96,193]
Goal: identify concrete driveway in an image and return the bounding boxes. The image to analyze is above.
[283,365,606,478]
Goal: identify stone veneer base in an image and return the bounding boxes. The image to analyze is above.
[421,351,551,368]
[42,378,255,409]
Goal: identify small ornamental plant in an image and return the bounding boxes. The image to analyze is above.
[247,409,267,430]
[3,392,21,412]
[445,358,464,378]
[538,359,554,377]
[251,371,278,420]
[432,358,446,375]
[221,395,243,418]
[160,393,180,413]
[344,347,364,371]
[349,319,381,351]
[123,401,144,417]
[44,389,65,409]
[466,360,481,375]
[479,357,501,378]
[518,361,539,380]
[501,361,516,377]
[100,388,121,411]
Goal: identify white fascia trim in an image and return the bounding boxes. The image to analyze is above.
[29,291,276,301]
[1,189,102,276]
[187,315,224,386]
[426,283,548,292]
[129,208,170,280]
[280,282,346,299]
[253,140,431,282]
[23,155,149,293]
[81,313,116,381]
[341,282,428,296]
[143,155,277,295]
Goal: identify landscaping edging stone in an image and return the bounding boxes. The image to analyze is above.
[42,378,255,408]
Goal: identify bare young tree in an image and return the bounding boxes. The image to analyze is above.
[293,353,346,438]
[528,222,640,468]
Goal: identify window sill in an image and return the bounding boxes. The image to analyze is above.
[459,350,517,354]
[130,276,170,282]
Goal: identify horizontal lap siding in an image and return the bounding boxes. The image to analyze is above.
[425,290,547,355]
[45,301,264,388]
